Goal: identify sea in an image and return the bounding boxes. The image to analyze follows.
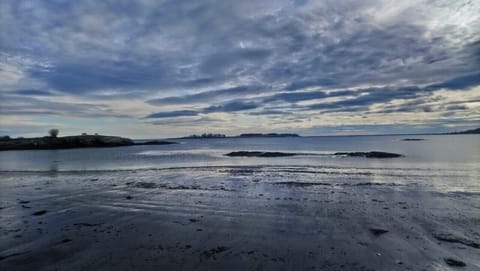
[0,134,479,193]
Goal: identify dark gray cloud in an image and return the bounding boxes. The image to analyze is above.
[0,95,128,118]
[28,59,172,94]
[249,110,293,116]
[146,100,260,118]
[203,100,259,113]
[9,89,56,96]
[445,104,468,110]
[147,85,263,105]
[150,116,227,126]
[145,110,199,119]
[145,72,480,119]
[427,72,480,91]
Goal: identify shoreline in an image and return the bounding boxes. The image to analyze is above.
[0,166,478,270]
[0,135,176,151]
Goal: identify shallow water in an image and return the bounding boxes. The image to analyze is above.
[1,134,479,192]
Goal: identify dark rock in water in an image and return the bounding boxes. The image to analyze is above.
[444,258,466,267]
[238,133,300,138]
[334,151,403,158]
[32,210,47,216]
[401,138,425,141]
[126,196,133,200]
[225,151,297,157]
[369,228,389,236]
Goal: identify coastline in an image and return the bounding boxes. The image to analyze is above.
[0,135,176,151]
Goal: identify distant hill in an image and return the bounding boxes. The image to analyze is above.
[449,128,480,134]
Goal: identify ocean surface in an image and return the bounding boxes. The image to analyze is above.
[1,134,479,192]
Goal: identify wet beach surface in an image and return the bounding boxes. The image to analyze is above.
[1,165,479,271]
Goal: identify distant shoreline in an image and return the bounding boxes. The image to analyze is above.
[169,128,479,140]
[180,133,300,139]
[0,135,176,151]
[1,128,477,150]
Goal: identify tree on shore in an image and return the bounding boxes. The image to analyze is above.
[49,129,59,138]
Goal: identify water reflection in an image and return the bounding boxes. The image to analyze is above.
[46,151,59,177]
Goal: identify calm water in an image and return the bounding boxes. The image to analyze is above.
[1,135,479,192]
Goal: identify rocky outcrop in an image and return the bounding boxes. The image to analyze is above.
[225,151,298,157]
[225,151,403,158]
[237,133,300,138]
[0,135,134,151]
[334,151,403,158]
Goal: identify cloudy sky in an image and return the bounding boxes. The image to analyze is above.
[0,0,479,138]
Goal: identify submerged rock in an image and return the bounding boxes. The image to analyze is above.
[401,138,425,141]
[334,151,403,158]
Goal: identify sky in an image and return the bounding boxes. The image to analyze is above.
[0,0,479,138]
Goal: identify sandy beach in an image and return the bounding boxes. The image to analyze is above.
[1,165,479,271]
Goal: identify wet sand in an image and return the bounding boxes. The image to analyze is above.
[0,166,479,270]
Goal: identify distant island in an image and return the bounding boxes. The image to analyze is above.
[0,132,176,151]
[237,133,300,138]
[182,133,227,139]
[180,133,300,139]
